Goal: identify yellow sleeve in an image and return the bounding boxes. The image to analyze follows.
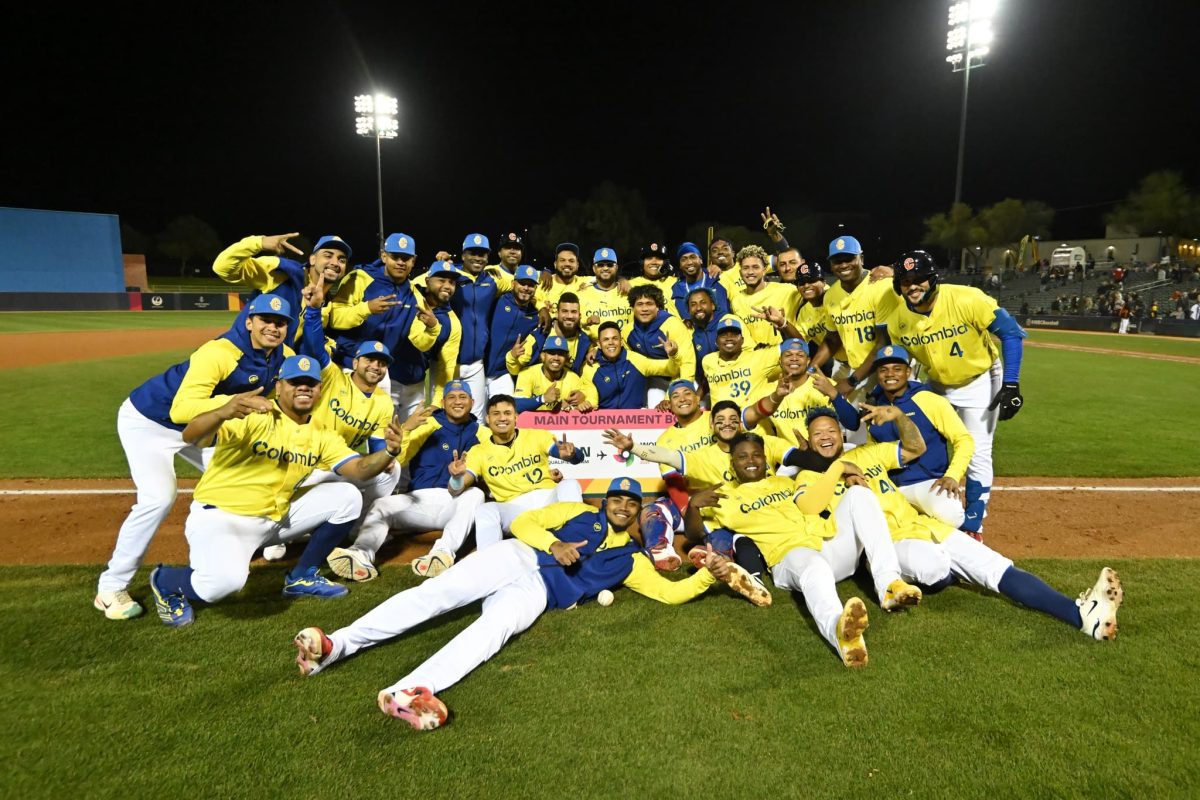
[510,503,597,553]
[621,552,717,604]
[463,442,487,480]
[397,416,440,463]
[794,463,847,515]
[320,429,361,471]
[755,347,783,381]
[505,332,537,375]
[764,434,794,467]
[327,270,373,330]
[660,317,696,381]
[168,340,242,424]
[428,315,461,405]
[487,266,514,293]
[407,296,442,352]
[570,371,598,406]
[913,392,975,482]
[514,366,539,401]
[211,235,283,290]
[628,349,680,378]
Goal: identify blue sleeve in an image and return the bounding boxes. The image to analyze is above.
[299,307,331,368]
[987,308,1026,383]
[549,442,585,464]
[514,396,542,413]
[833,393,862,431]
[366,436,388,454]
[712,285,731,319]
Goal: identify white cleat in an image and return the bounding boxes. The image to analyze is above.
[94,589,144,620]
[411,550,454,578]
[262,544,287,562]
[293,626,332,676]
[327,547,379,582]
[378,687,448,731]
[1077,567,1123,641]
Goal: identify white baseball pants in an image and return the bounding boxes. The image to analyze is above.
[474,480,584,549]
[313,538,548,695]
[936,360,1002,530]
[98,399,210,593]
[769,486,903,649]
[831,360,875,445]
[458,360,487,418]
[898,479,967,529]
[183,482,361,603]
[389,381,427,424]
[300,465,401,525]
[486,374,515,399]
[894,531,1013,592]
[353,486,486,559]
[646,376,669,408]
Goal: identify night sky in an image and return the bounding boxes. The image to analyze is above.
[6,1,1198,263]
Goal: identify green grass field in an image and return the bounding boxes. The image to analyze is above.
[3,560,1197,799]
[1027,328,1200,358]
[0,311,236,333]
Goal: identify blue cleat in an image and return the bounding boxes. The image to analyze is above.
[149,565,194,627]
[282,566,349,599]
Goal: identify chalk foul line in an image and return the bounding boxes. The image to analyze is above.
[2,486,1199,496]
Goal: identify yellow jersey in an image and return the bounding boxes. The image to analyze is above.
[514,365,598,411]
[655,415,714,479]
[710,475,831,565]
[463,428,559,502]
[576,283,635,340]
[194,407,359,521]
[795,443,954,543]
[792,300,843,360]
[728,282,800,346]
[679,435,794,492]
[628,276,680,317]
[823,277,898,368]
[311,361,395,451]
[536,275,594,316]
[881,284,1001,387]
[700,347,781,406]
[748,377,834,447]
[506,332,586,376]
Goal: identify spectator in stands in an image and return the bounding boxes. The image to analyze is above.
[1150,301,1160,319]
[1190,296,1200,321]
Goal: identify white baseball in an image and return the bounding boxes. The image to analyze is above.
[597,589,614,607]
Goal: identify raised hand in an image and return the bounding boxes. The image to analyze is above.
[555,432,576,460]
[302,275,326,309]
[659,335,678,357]
[756,305,786,328]
[772,376,793,401]
[366,294,401,314]
[447,449,467,477]
[808,369,838,399]
[602,428,635,453]
[550,539,588,566]
[689,486,726,510]
[261,232,304,256]
[760,207,786,241]
[402,404,437,432]
[416,305,438,330]
[859,402,902,426]
[543,383,561,406]
[510,337,527,361]
[222,387,272,419]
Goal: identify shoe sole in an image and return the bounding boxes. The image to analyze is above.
[724,563,772,607]
[1086,568,1123,641]
[293,628,325,676]
[282,587,349,599]
[882,583,923,612]
[378,690,448,731]
[327,550,378,582]
[837,598,870,668]
[413,553,454,579]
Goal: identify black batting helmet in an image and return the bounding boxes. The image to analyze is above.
[893,250,940,296]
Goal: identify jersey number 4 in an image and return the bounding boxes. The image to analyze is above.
[949,342,964,357]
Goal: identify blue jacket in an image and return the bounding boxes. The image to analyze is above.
[331,260,424,383]
[536,504,642,609]
[690,316,721,375]
[865,380,955,486]
[409,409,482,490]
[591,350,649,409]
[525,328,591,375]
[627,311,672,361]
[450,269,501,364]
[485,293,540,378]
[232,258,308,345]
[670,276,730,321]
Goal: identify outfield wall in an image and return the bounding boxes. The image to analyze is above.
[1018,314,1200,338]
[0,208,125,293]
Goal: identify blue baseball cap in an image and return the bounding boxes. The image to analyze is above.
[871,344,912,371]
[593,247,618,264]
[543,335,569,354]
[427,260,468,281]
[667,379,699,396]
[246,294,291,318]
[444,379,472,397]
[606,477,643,500]
[279,355,322,382]
[677,242,702,260]
[715,314,743,334]
[514,264,540,283]
[780,338,807,352]
[463,233,490,252]
[828,236,863,258]
[354,340,393,364]
[383,233,416,256]
[313,235,352,259]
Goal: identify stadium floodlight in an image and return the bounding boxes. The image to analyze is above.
[355,93,399,248]
[947,1,1000,215]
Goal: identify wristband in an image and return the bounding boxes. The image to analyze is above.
[757,398,773,416]
[385,446,400,457]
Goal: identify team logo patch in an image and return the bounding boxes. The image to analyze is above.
[269,297,282,311]
[593,522,602,532]
[373,342,384,352]
[835,238,845,250]
[298,357,311,371]
[399,237,408,248]
[601,249,610,259]
[331,236,343,242]
[904,257,917,271]
[442,443,450,450]
[473,235,483,245]
[507,233,517,241]
[884,346,894,356]
[249,375,259,383]
[619,479,631,490]
[504,305,511,312]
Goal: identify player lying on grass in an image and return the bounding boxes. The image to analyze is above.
[292,478,770,730]
[787,407,1123,641]
[146,355,404,627]
[685,432,923,667]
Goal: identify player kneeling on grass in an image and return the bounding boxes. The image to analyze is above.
[147,355,405,627]
[292,478,769,730]
[686,433,922,668]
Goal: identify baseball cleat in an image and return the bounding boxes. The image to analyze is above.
[149,565,193,627]
[650,542,682,571]
[293,626,333,676]
[282,566,349,599]
[836,597,870,668]
[1077,567,1123,641]
[262,543,288,561]
[411,550,454,578]
[721,562,772,607]
[687,544,711,571]
[881,578,923,612]
[327,547,378,582]
[378,687,448,731]
[94,589,144,620]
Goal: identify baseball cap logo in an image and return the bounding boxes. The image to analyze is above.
[298,357,311,371]
[399,237,408,248]
[473,235,483,245]
[884,346,894,356]
[601,249,610,258]
[904,257,917,271]
[269,297,282,311]
[620,479,630,490]
[836,239,845,250]
[331,236,343,243]
[373,342,384,352]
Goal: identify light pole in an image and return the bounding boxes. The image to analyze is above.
[946,0,998,207]
[355,94,399,250]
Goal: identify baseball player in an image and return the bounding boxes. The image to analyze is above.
[727,244,799,345]
[513,335,598,412]
[624,285,697,406]
[686,288,730,378]
[699,315,781,406]
[146,354,404,627]
[444,233,502,418]
[627,242,674,301]
[492,231,524,274]
[292,478,766,730]
[794,409,1123,642]
[670,242,730,321]
[483,264,542,398]
[506,292,591,378]
[577,248,634,339]
[687,432,922,667]
[580,321,684,409]
[329,380,487,581]
[94,293,294,620]
[741,338,856,447]
[213,233,352,344]
[536,243,593,316]
[763,261,834,358]
[881,250,1027,533]
[447,394,585,556]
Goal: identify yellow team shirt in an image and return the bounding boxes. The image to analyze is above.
[747,377,835,447]
[311,360,395,450]
[627,276,680,318]
[506,332,586,376]
[823,277,898,369]
[169,338,296,425]
[464,428,559,502]
[194,407,359,520]
[701,347,782,406]
[796,443,955,543]
[324,269,443,364]
[679,435,794,492]
[536,275,594,316]
[792,300,844,360]
[576,284,635,339]
[514,364,598,411]
[729,282,800,346]
[485,265,516,293]
[881,284,1002,387]
[710,475,831,565]
[655,415,715,479]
